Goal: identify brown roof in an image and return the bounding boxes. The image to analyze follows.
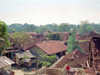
[22,34,47,50]
[79,42,90,54]
[84,68,95,75]
[22,39,36,50]
[54,50,78,68]
[88,31,100,37]
[54,49,87,68]
[3,49,20,54]
[74,49,87,67]
[78,31,100,41]
[22,38,46,50]
[0,56,14,68]
[58,32,69,41]
[36,41,67,55]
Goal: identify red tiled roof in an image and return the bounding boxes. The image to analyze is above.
[22,39,36,50]
[74,49,87,67]
[36,41,67,55]
[20,35,47,50]
[54,50,77,68]
[54,49,87,68]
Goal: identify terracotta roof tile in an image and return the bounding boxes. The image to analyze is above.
[36,41,67,55]
[22,39,36,50]
[54,49,87,68]
[79,42,90,54]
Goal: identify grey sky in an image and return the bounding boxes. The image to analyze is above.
[0,0,100,25]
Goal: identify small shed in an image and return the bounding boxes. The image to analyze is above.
[0,56,14,75]
[14,50,35,66]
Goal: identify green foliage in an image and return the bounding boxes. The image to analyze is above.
[58,23,70,32]
[79,21,94,34]
[7,21,100,34]
[47,33,61,40]
[41,55,57,67]
[46,55,57,63]
[19,55,29,64]
[7,23,37,33]
[0,21,9,55]
[41,61,51,67]
[46,62,51,67]
[12,32,32,50]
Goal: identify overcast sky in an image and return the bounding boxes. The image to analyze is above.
[0,0,100,25]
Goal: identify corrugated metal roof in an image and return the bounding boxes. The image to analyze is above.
[0,56,14,69]
[15,50,35,59]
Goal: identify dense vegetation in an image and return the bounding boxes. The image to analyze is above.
[0,21,9,55]
[41,55,57,67]
[7,21,100,34]
[47,33,61,40]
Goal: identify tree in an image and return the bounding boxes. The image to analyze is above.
[80,20,93,34]
[24,23,37,32]
[12,32,32,50]
[58,23,70,32]
[41,55,57,67]
[47,33,61,40]
[38,25,49,33]
[0,21,9,56]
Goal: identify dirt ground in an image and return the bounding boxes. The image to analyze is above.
[13,70,24,75]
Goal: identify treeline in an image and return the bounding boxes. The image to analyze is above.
[7,21,100,34]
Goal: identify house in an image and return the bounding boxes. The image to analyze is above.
[21,39,36,50]
[20,33,48,50]
[14,50,35,66]
[30,40,67,58]
[58,32,69,41]
[0,56,14,75]
[87,32,100,73]
[53,49,87,69]
[44,32,69,41]
[26,32,47,42]
[36,34,47,41]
